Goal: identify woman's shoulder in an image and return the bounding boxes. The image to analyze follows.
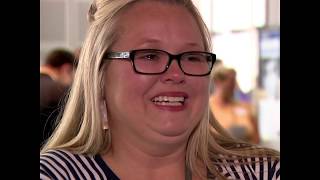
[40,149,92,165]
[40,149,109,180]
[214,155,280,180]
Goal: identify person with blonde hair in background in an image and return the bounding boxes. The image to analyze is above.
[40,0,279,179]
[209,66,260,144]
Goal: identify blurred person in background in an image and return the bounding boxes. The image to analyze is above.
[210,66,260,144]
[40,48,76,146]
[209,59,223,94]
[233,79,252,103]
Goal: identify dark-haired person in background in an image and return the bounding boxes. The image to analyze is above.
[40,48,75,146]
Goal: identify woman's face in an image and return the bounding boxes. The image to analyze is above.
[104,1,210,145]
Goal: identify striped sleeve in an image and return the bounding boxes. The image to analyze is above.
[215,156,280,180]
[40,149,108,180]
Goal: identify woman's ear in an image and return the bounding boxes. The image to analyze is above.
[100,100,109,130]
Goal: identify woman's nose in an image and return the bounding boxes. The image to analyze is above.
[160,60,185,84]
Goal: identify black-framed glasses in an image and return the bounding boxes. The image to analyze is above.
[103,49,216,76]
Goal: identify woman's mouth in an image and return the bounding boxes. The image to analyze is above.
[151,96,185,106]
[150,92,189,111]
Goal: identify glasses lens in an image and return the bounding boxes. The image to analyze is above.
[180,52,213,75]
[133,50,168,73]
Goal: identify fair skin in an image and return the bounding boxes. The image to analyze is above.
[40,64,74,86]
[101,1,209,180]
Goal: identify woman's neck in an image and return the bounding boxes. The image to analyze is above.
[102,137,188,180]
[103,126,195,180]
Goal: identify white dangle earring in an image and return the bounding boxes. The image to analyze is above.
[100,100,109,130]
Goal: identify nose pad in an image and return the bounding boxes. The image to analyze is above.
[160,60,185,84]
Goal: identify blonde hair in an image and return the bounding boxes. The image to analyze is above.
[41,0,279,179]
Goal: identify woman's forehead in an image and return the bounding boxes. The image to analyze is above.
[112,1,204,51]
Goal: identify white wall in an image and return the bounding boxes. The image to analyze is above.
[40,0,91,64]
[212,29,259,93]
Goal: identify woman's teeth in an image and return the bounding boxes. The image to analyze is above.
[152,96,185,106]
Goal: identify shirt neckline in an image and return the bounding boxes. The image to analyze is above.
[94,154,120,180]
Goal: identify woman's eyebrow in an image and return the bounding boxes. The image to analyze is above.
[137,38,203,49]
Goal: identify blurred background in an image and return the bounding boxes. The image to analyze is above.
[40,0,280,151]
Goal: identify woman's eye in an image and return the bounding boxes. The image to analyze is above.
[144,54,157,60]
[137,53,160,61]
[187,56,202,62]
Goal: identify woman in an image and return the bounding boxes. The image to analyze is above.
[40,0,280,179]
[209,67,260,144]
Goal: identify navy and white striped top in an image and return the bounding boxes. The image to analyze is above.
[40,149,280,180]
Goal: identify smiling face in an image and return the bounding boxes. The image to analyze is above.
[104,1,210,145]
